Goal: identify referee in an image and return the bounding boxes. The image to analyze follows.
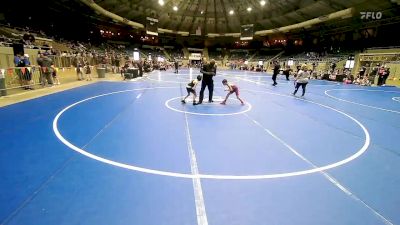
[196,59,217,105]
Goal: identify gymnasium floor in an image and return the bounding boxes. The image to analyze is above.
[1,68,399,225]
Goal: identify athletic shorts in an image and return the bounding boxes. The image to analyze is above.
[229,85,239,95]
[186,87,195,94]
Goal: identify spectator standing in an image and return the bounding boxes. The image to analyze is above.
[377,65,386,86]
[84,62,92,81]
[14,54,21,67]
[292,64,310,97]
[14,54,23,88]
[38,53,54,87]
[174,60,179,73]
[330,62,337,73]
[75,53,84,80]
[383,67,390,86]
[23,54,33,89]
[359,66,367,78]
[272,61,280,86]
[368,64,379,85]
[137,60,143,77]
[51,60,61,85]
[17,55,28,89]
[111,54,116,73]
[115,55,121,73]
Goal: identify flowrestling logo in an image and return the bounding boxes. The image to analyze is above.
[360,12,383,20]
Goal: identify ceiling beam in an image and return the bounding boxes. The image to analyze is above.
[175,0,195,31]
[202,0,210,34]
[248,0,265,22]
[213,0,218,33]
[259,13,283,30]
[187,0,202,33]
[218,0,232,33]
[323,0,347,11]
[227,0,243,32]
[156,0,178,29]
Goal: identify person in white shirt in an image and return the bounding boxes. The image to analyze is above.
[292,64,310,97]
[182,75,202,105]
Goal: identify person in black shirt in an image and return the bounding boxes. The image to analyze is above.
[295,65,301,77]
[174,60,179,73]
[359,66,366,78]
[368,64,379,85]
[311,62,316,75]
[330,62,336,73]
[37,53,54,86]
[377,65,385,86]
[121,61,129,78]
[272,61,280,86]
[383,68,390,86]
[114,56,120,73]
[196,59,216,105]
[138,60,143,77]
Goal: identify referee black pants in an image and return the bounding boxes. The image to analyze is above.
[272,73,278,85]
[199,79,214,103]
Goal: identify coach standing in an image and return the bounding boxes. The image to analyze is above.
[196,59,217,105]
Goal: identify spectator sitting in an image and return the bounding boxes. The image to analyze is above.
[353,77,361,85]
[329,70,337,80]
[360,75,371,86]
[343,77,352,84]
[23,32,35,45]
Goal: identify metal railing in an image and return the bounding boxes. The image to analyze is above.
[0,63,117,95]
[0,67,39,96]
[0,66,52,91]
[47,56,98,68]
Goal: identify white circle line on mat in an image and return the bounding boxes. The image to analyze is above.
[392,97,400,102]
[53,87,370,180]
[165,96,252,116]
[325,89,400,114]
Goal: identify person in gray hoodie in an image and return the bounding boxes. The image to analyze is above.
[292,64,310,97]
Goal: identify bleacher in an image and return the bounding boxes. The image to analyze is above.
[229,50,249,61]
[208,48,224,61]
[252,49,282,61]
[165,48,184,60]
